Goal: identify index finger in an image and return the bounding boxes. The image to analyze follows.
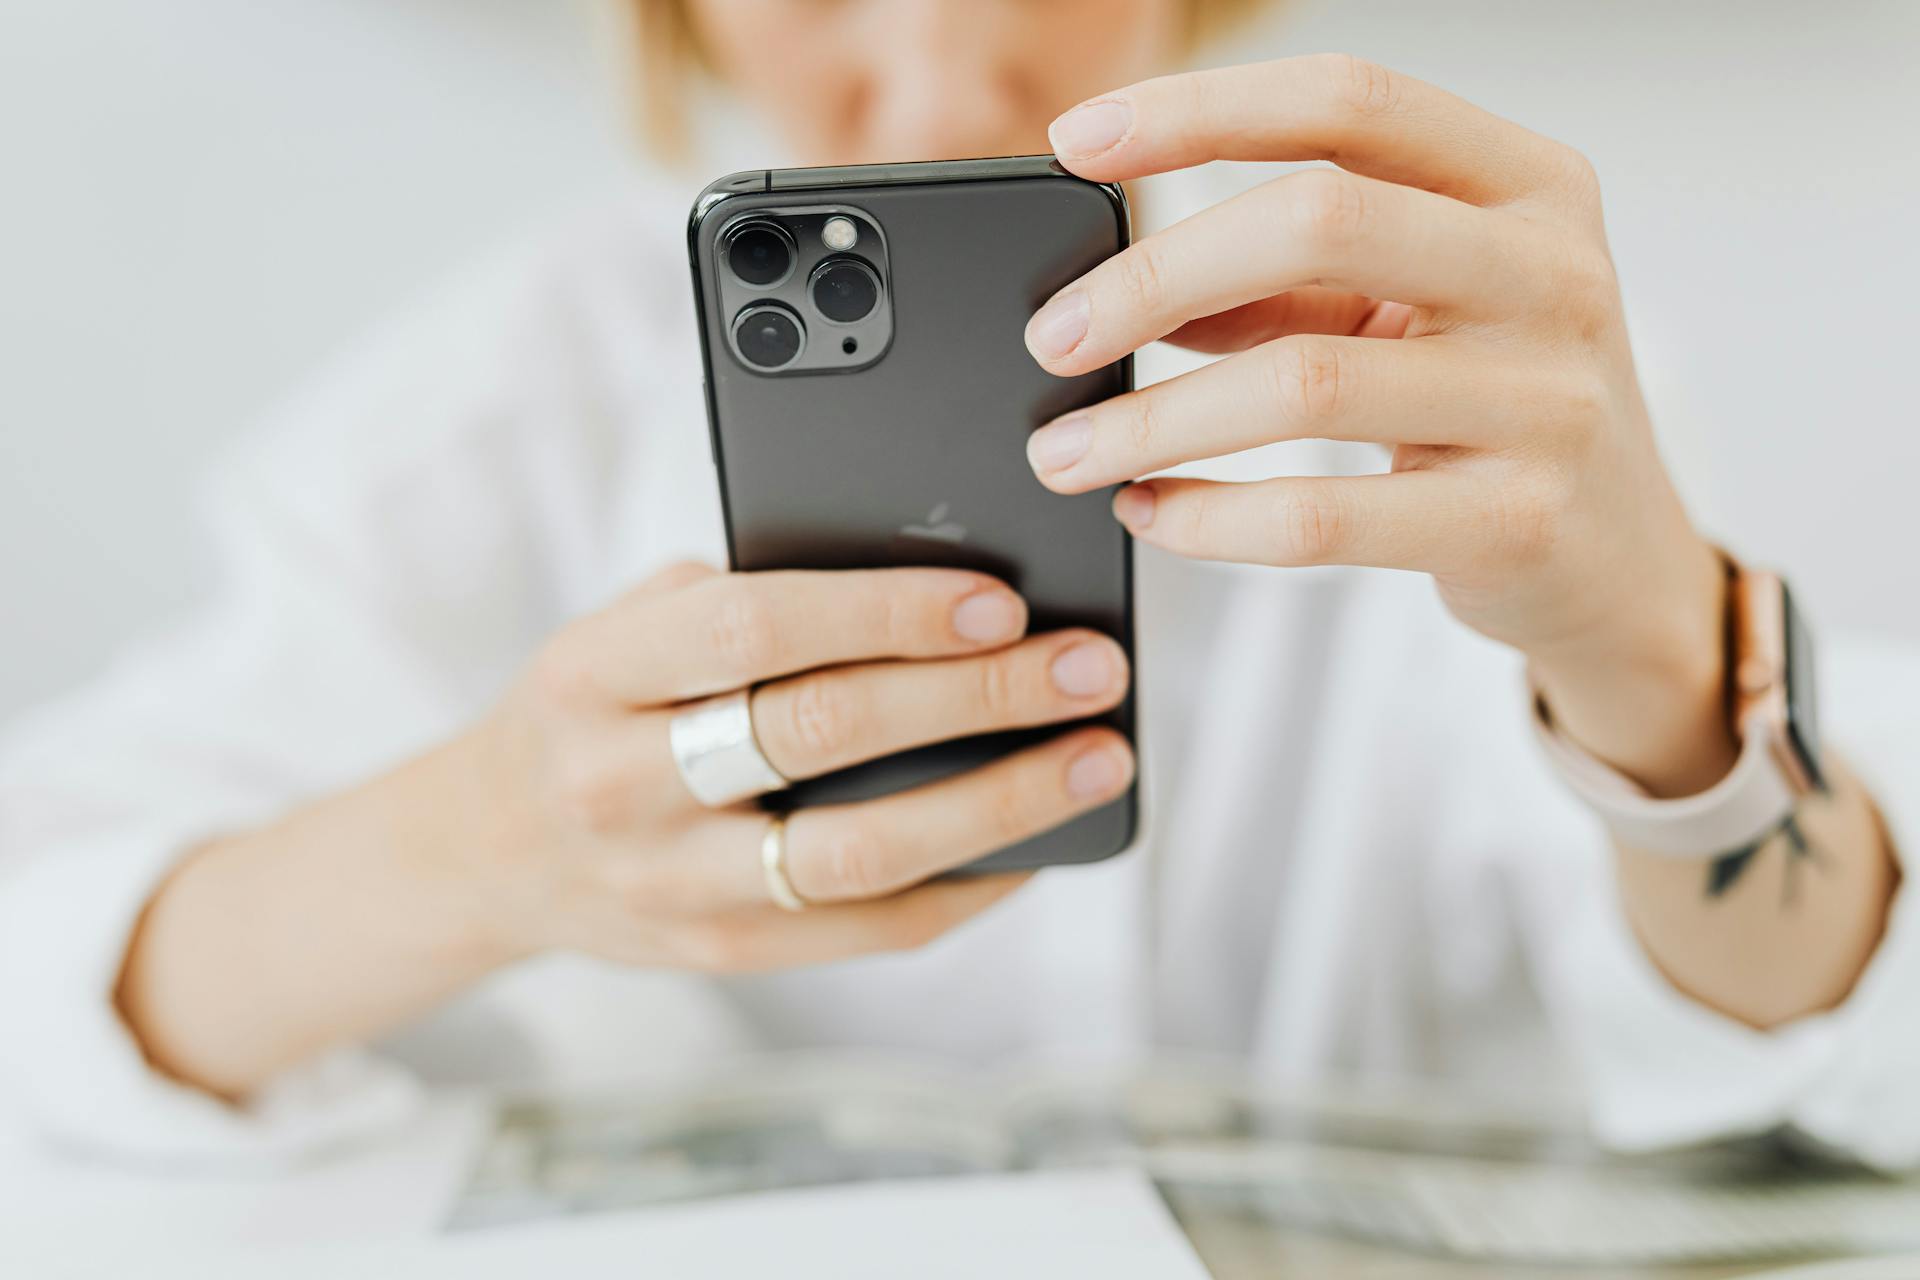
[1048,53,1575,208]
[560,568,1029,706]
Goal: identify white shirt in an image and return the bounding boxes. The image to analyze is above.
[3,175,1918,1173]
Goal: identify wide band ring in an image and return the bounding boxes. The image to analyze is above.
[667,688,789,808]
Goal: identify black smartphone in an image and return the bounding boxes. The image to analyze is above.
[686,155,1135,871]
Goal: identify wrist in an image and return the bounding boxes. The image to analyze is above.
[116,731,534,1096]
[1530,535,1737,798]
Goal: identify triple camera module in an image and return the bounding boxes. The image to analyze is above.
[716,210,892,375]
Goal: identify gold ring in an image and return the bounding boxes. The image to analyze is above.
[760,813,808,912]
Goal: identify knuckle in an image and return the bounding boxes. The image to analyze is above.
[1555,246,1620,338]
[597,853,653,917]
[1270,337,1346,428]
[1184,65,1230,132]
[1556,369,1611,436]
[985,765,1045,848]
[1324,52,1405,119]
[545,750,630,837]
[1551,142,1603,205]
[1514,497,1563,571]
[847,572,912,653]
[705,585,780,678]
[1569,244,1619,299]
[782,676,860,762]
[1496,469,1566,570]
[1165,485,1216,551]
[1111,240,1171,317]
[610,853,695,919]
[1289,168,1369,253]
[1279,489,1349,565]
[817,816,896,900]
[667,919,749,973]
[528,639,596,708]
[1122,389,1164,459]
[974,647,1026,723]
[881,904,951,953]
[876,577,921,651]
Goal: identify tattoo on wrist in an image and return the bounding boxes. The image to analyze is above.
[1705,811,1832,904]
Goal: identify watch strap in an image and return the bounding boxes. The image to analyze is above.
[1532,704,1796,859]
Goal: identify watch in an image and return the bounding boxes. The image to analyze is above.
[1532,555,1826,859]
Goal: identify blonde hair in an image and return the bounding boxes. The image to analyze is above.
[624,0,1270,160]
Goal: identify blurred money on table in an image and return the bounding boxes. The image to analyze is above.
[452,1054,1920,1271]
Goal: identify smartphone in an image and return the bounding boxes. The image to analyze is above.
[686,156,1135,871]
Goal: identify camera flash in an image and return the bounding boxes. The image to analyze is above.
[821,216,858,252]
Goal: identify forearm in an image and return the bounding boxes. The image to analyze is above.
[1533,542,1901,1029]
[1614,755,1898,1029]
[114,731,524,1099]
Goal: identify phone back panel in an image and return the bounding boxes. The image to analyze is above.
[688,157,1134,870]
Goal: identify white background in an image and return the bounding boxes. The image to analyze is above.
[3,0,1917,719]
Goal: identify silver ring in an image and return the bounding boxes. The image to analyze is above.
[761,813,808,912]
[667,688,789,808]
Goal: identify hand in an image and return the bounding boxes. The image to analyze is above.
[1023,54,1731,792]
[116,562,1131,1096]
[467,562,1133,971]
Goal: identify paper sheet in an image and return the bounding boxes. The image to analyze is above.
[0,1094,490,1274]
[197,1168,1209,1280]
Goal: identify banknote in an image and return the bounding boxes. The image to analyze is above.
[449,1052,1920,1265]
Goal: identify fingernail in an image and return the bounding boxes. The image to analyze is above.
[1027,414,1092,475]
[1050,99,1132,159]
[952,591,1024,644]
[1067,744,1130,799]
[1112,484,1155,531]
[1026,291,1089,363]
[1050,640,1116,698]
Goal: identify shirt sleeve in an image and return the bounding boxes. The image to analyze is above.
[0,228,647,1165]
[1534,634,1920,1171]
[0,488,435,1164]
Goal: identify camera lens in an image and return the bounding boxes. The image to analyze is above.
[732,304,805,370]
[726,221,794,287]
[809,257,880,325]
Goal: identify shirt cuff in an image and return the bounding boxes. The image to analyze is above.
[0,817,421,1169]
